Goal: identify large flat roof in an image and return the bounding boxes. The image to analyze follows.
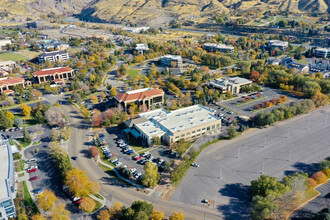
[138,105,220,136]
[0,144,10,199]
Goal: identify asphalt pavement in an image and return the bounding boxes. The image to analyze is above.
[171,105,330,219]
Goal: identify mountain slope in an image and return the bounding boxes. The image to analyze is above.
[0,0,92,17]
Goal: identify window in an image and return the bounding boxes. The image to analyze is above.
[2,200,12,208]
[181,134,185,138]
[217,123,220,128]
[5,207,14,215]
[202,128,206,131]
[192,131,195,134]
[175,136,179,140]
[212,125,215,129]
[207,126,210,131]
[197,129,201,132]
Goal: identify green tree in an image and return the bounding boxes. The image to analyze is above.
[23,127,31,143]
[251,175,286,197]
[131,201,153,216]
[142,163,160,188]
[227,125,237,139]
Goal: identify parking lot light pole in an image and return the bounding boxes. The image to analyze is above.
[288,150,292,162]
[263,136,268,148]
[237,147,241,158]
[307,120,310,131]
[286,127,290,138]
[219,168,222,180]
[261,161,265,174]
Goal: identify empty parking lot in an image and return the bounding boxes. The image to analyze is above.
[170,106,330,219]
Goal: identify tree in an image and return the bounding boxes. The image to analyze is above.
[90,94,98,104]
[64,168,93,197]
[37,190,58,211]
[35,110,45,123]
[312,91,329,107]
[134,211,149,220]
[20,104,31,116]
[92,109,103,127]
[97,209,110,220]
[150,210,165,220]
[6,111,14,120]
[151,136,161,145]
[79,197,96,213]
[227,125,237,139]
[131,201,153,216]
[32,90,42,100]
[50,203,70,220]
[52,129,60,142]
[109,202,124,218]
[0,110,14,129]
[311,171,327,184]
[89,146,99,159]
[251,175,286,197]
[142,162,160,188]
[169,212,184,220]
[60,127,71,141]
[31,214,46,220]
[14,118,23,127]
[45,107,64,126]
[100,92,106,99]
[23,127,31,143]
[110,87,117,97]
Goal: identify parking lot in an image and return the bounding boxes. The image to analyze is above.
[95,127,174,182]
[220,87,301,117]
[171,106,330,219]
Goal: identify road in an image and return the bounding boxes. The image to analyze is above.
[171,106,330,219]
[59,97,223,219]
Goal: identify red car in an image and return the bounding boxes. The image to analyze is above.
[28,168,37,173]
[73,197,83,204]
[134,156,142,161]
[29,176,39,181]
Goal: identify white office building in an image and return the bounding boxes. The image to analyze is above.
[268,40,289,51]
[203,43,235,54]
[135,44,149,55]
[0,138,16,219]
[159,55,183,67]
[315,48,330,58]
[38,51,69,63]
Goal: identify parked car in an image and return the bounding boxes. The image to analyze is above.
[26,158,37,164]
[73,197,83,204]
[28,168,37,173]
[141,151,149,157]
[29,176,39,181]
[34,188,43,194]
[133,156,142,161]
[191,163,199,167]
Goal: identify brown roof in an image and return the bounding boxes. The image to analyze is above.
[115,88,164,102]
[33,67,73,77]
[3,89,14,94]
[0,77,24,87]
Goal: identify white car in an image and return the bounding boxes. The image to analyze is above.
[131,168,137,173]
[116,161,122,166]
[111,158,118,163]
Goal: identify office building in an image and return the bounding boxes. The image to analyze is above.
[33,67,74,84]
[159,55,183,67]
[268,40,289,51]
[315,48,330,58]
[203,43,235,54]
[126,105,221,146]
[38,51,69,63]
[115,88,164,111]
[135,44,149,55]
[0,138,16,219]
[208,77,252,94]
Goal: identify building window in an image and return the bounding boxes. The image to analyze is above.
[197,129,201,133]
[207,127,210,131]
[2,200,12,208]
[212,125,215,130]
[175,136,179,140]
[5,207,14,215]
[192,131,195,134]
[202,128,206,131]
[217,123,220,128]
[181,134,185,138]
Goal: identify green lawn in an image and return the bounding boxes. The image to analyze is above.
[32,141,41,146]
[16,138,31,148]
[22,181,39,214]
[0,52,29,62]
[127,68,141,78]
[15,160,25,172]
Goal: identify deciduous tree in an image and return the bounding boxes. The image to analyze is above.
[37,190,58,211]
[79,197,96,213]
[50,203,70,220]
[20,104,31,116]
[31,214,46,220]
[64,168,93,197]
[89,146,99,159]
[142,162,160,188]
[150,210,165,220]
[169,212,184,220]
[45,107,64,126]
[97,209,110,220]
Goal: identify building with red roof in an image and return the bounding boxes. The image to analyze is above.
[33,67,74,84]
[0,77,26,93]
[115,88,164,111]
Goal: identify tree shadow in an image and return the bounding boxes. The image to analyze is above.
[80,149,92,159]
[290,161,320,176]
[218,183,251,220]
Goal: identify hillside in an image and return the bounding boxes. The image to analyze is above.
[0,0,328,25]
[0,0,91,17]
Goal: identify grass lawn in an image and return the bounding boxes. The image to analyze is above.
[22,181,39,214]
[0,52,29,62]
[127,68,140,78]
[93,194,104,200]
[14,114,40,127]
[16,138,31,148]
[15,160,25,172]
[18,50,41,59]
[32,141,41,146]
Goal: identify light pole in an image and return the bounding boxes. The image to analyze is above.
[237,147,241,158]
[261,161,265,174]
[288,150,292,162]
[263,135,268,148]
[307,120,310,131]
[286,127,290,138]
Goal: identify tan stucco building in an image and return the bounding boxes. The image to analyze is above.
[209,77,252,94]
[33,67,74,84]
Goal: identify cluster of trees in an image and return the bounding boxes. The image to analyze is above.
[253,99,316,126]
[251,157,330,219]
[251,173,309,219]
[244,63,330,99]
[97,200,185,220]
[253,95,287,109]
[92,108,128,127]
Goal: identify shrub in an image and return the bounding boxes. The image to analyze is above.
[322,169,330,178]
[79,197,96,213]
[311,171,328,184]
[307,178,318,189]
